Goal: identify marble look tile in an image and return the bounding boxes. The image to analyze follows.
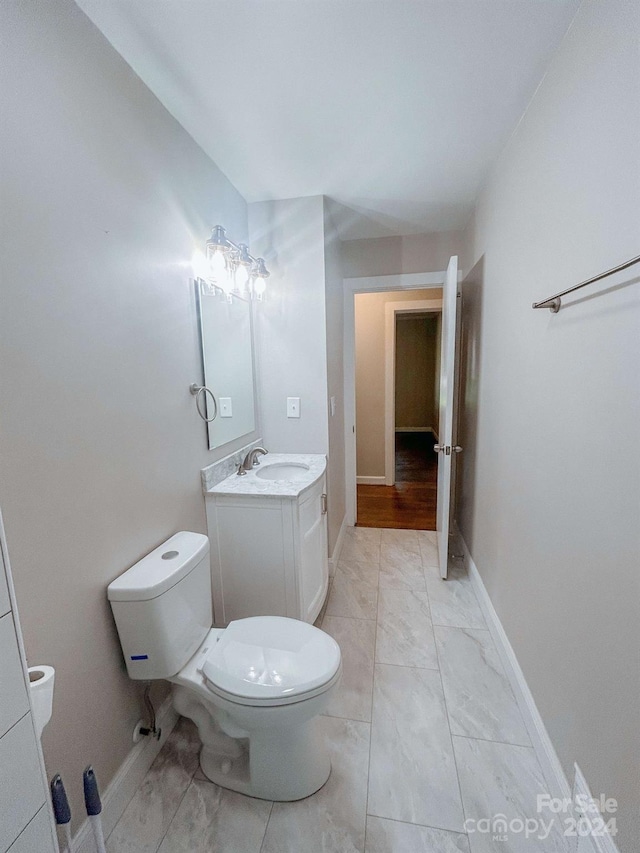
[424,560,469,582]
[323,616,376,722]
[365,816,470,853]
[379,545,426,590]
[376,589,438,669]
[347,526,382,544]
[416,530,438,545]
[106,718,200,853]
[426,572,486,629]
[157,778,271,853]
[368,665,465,833]
[336,556,380,588]
[341,529,381,565]
[418,535,440,568]
[435,627,530,746]
[380,528,420,554]
[326,571,378,620]
[262,717,370,853]
[453,737,568,852]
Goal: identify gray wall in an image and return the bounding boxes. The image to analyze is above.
[0,0,255,831]
[458,0,640,847]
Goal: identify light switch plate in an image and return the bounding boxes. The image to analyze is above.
[287,397,301,418]
[219,397,233,418]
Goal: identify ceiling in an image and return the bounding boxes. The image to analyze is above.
[76,0,579,240]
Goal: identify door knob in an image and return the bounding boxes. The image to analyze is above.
[434,444,443,453]
[453,445,463,453]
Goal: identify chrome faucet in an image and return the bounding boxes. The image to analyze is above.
[237,447,268,475]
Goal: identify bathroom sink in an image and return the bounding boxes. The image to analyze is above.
[256,463,311,482]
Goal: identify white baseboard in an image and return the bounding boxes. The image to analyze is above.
[356,476,386,485]
[328,514,348,576]
[456,530,619,853]
[572,764,620,853]
[394,426,435,433]
[73,696,179,853]
[457,531,570,802]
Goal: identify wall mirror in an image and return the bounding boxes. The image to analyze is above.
[195,279,256,450]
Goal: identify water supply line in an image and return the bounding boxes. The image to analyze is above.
[138,683,161,741]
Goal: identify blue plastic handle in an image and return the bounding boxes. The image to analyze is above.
[50,774,71,825]
[83,765,102,816]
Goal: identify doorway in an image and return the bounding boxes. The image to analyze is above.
[355,298,442,529]
[343,273,445,530]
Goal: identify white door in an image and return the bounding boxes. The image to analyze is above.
[435,256,460,579]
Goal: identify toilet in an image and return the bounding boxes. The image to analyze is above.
[107,531,341,801]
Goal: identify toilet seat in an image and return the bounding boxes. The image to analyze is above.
[200,616,341,707]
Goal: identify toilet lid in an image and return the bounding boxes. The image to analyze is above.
[201,616,341,702]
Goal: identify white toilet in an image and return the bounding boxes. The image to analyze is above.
[107,531,341,801]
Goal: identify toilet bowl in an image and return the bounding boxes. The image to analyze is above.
[107,532,341,801]
[171,616,341,800]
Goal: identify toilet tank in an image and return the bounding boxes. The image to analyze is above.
[107,532,212,681]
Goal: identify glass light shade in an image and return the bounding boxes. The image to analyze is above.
[235,263,249,293]
[191,249,210,281]
[209,249,227,278]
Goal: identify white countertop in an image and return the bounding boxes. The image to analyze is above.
[206,453,326,498]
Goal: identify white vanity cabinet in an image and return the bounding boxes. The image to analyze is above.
[205,455,329,626]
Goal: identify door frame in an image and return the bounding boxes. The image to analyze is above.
[384,300,443,486]
[343,272,446,527]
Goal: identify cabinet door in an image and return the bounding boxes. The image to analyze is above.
[8,806,57,853]
[298,486,328,623]
[0,715,48,852]
[0,613,30,737]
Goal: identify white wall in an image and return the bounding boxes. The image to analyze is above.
[323,202,347,553]
[249,197,329,455]
[249,196,347,556]
[342,230,462,278]
[0,0,254,832]
[458,1,640,848]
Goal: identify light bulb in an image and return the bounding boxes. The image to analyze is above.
[218,267,232,294]
[235,264,249,293]
[254,276,266,297]
[191,249,210,281]
[209,249,226,278]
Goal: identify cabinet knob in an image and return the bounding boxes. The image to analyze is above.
[321,494,328,514]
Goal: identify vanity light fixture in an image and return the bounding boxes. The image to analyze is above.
[201,225,270,301]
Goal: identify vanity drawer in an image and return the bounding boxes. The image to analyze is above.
[0,612,30,738]
[0,714,47,852]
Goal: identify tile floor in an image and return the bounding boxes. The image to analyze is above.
[106,527,568,853]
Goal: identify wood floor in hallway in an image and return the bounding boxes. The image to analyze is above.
[356,432,437,530]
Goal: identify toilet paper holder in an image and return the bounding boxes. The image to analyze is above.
[28,664,55,739]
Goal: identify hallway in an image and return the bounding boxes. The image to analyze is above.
[357,432,438,530]
[106,527,566,853]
